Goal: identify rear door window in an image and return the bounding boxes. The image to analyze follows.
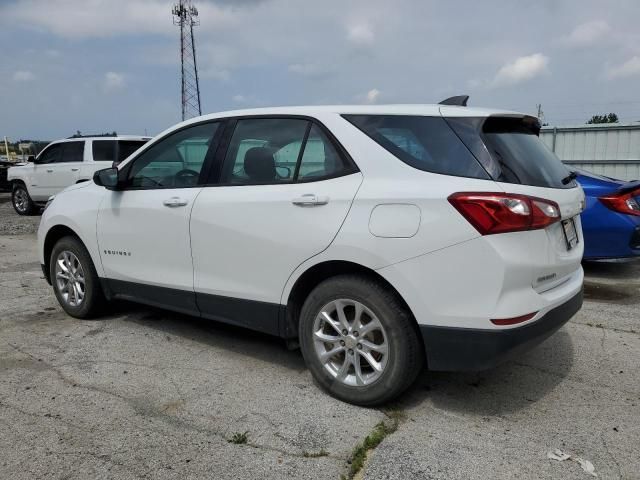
[117,140,148,163]
[343,115,490,179]
[92,140,116,162]
[446,116,572,189]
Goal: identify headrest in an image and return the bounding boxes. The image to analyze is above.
[244,147,276,182]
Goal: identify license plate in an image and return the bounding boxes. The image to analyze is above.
[562,217,579,250]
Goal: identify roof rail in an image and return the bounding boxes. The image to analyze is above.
[438,95,469,107]
[67,131,118,139]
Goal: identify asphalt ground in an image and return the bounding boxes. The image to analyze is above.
[0,192,638,479]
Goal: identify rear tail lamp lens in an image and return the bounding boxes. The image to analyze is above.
[448,192,561,235]
[599,189,640,216]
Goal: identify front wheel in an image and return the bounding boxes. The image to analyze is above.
[299,275,424,406]
[12,184,37,215]
[50,236,107,318]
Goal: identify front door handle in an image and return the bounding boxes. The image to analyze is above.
[292,194,329,207]
[46,169,54,173]
[71,168,79,172]
[163,197,189,208]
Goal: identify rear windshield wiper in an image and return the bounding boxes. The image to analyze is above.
[561,171,578,185]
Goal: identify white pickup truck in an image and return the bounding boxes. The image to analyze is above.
[8,135,150,215]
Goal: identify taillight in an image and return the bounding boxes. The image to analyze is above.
[599,189,640,216]
[448,192,561,235]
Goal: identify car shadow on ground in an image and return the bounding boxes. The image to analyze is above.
[114,301,307,373]
[398,329,574,416]
[112,300,575,414]
[582,259,640,280]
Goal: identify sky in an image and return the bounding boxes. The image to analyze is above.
[1,0,640,140]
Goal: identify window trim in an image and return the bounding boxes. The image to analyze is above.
[117,120,225,191]
[204,114,359,187]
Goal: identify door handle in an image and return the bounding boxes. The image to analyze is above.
[46,169,53,173]
[71,168,79,172]
[292,194,329,207]
[163,197,189,208]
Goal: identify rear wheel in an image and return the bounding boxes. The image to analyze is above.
[12,184,37,215]
[299,275,423,406]
[50,236,106,318]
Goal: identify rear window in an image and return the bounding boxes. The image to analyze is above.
[447,116,572,189]
[344,115,490,179]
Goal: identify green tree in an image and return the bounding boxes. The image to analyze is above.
[587,113,619,124]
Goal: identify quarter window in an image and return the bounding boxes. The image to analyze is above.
[344,115,490,179]
[127,122,219,189]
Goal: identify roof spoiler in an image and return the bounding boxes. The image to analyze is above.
[438,95,469,107]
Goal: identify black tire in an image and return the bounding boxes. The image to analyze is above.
[12,183,38,215]
[50,236,107,319]
[299,274,424,406]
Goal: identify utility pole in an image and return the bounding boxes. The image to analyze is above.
[536,103,545,124]
[172,0,202,121]
[3,137,10,162]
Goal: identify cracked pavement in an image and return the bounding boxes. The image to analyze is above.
[0,193,639,479]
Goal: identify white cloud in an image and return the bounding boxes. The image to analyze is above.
[562,20,610,47]
[606,56,640,79]
[13,70,35,82]
[0,0,236,38]
[104,71,125,91]
[357,88,381,104]
[491,53,549,87]
[347,22,374,46]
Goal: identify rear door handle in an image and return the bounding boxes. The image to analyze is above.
[46,169,53,173]
[71,168,79,172]
[163,197,189,208]
[292,194,329,207]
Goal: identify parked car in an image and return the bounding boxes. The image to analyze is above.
[576,169,640,260]
[38,102,585,405]
[0,160,13,191]
[7,135,150,215]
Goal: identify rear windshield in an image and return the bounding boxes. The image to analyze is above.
[447,116,573,189]
[93,140,148,164]
[343,115,490,179]
[344,114,573,189]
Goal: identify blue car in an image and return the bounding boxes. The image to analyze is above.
[576,169,640,260]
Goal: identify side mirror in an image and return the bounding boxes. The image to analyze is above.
[93,167,121,190]
[27,155,36,163]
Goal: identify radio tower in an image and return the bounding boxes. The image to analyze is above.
[172,0,202,120]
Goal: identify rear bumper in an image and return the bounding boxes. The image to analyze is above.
[420,288,583,371]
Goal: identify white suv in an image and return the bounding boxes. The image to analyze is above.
[8,135,150,215]
[38,102,585,405]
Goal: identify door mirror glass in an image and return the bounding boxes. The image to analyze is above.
[93,167,120,190]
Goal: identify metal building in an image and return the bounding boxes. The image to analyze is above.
[540,123,640,180]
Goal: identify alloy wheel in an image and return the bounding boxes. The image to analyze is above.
[14,189,29,213]
[55,251,86,307]
[312,298,389,387]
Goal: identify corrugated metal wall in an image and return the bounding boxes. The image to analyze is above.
[540,123,640,180]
